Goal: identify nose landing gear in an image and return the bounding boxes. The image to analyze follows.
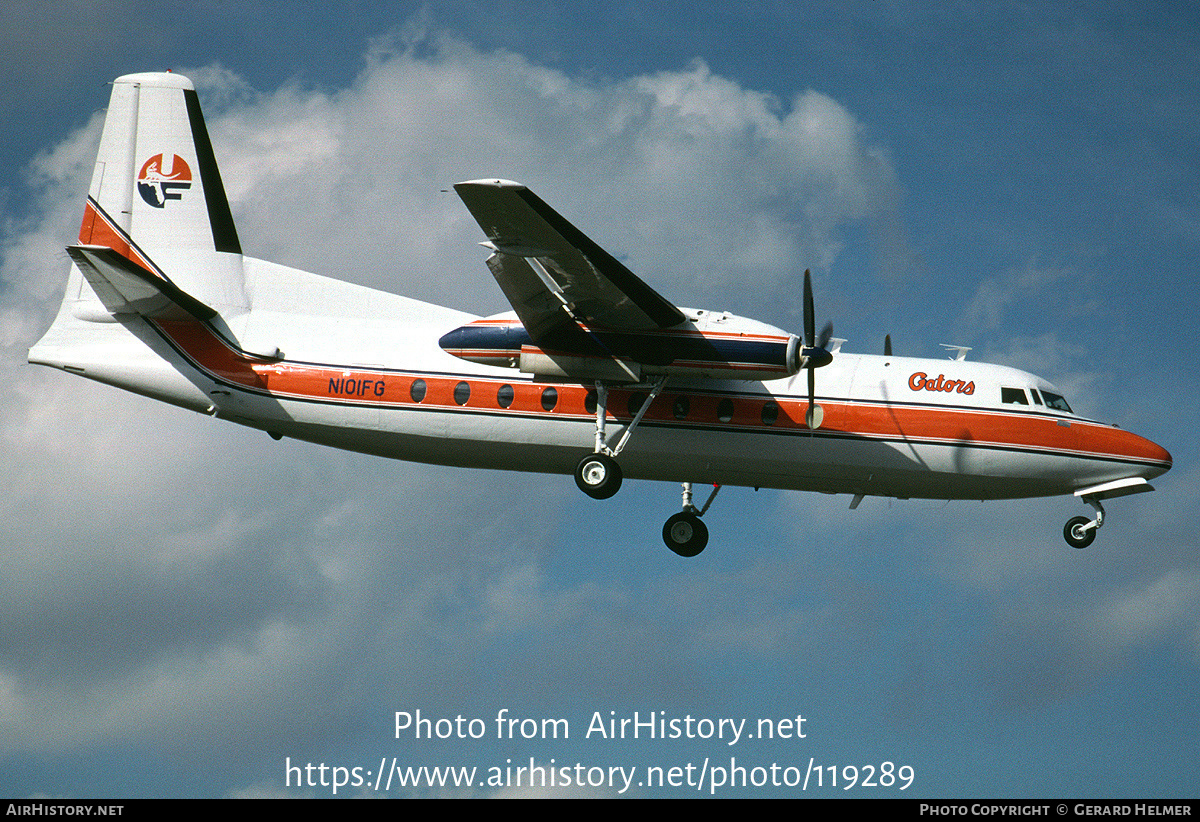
[1062,477,1155,549]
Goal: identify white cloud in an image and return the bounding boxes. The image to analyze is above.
[163,34,903,322]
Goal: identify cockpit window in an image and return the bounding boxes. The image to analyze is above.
[1041,390,1073,413]
[1001,387,1029,405]
[1030,389,1043,405]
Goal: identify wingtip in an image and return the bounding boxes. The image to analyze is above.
[454,178,527,190]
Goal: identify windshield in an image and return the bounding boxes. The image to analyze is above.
[1040,390,1073,413]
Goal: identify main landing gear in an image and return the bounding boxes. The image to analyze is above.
[662,482,721,557]
[573,378,665,501]
[571,377,719,556]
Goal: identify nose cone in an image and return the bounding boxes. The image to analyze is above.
[1143,436,1173,479]
[1072,422,1171,487]
[1120,428,1172,481]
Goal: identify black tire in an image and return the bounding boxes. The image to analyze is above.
[574,453,622,499]
[1063,515,1096,549]
[662,512,708,557]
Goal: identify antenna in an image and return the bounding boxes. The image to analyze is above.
[940,344,972,361]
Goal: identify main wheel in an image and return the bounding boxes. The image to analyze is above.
[574,453,622,499]
[662,511,708,557]
[1063,515,1096,549]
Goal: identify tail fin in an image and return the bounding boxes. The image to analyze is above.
[78,72,247,314]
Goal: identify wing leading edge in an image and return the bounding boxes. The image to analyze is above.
[453,179,686,345]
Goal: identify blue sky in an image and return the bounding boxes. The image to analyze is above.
[1,1,1196,798]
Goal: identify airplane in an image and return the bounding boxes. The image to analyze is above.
[29,72,1172,557]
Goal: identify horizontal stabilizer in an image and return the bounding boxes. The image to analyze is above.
[67,245,217,321]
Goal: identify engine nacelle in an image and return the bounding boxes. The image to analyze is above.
[438,310,803,382]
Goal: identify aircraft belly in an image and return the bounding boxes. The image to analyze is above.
[257,401,1084,501]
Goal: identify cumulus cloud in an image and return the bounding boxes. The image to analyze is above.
[0,30,910,774]
[172,32,904,321]
[2,26,1189,798]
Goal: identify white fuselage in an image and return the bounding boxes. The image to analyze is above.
[30,256,1172,505]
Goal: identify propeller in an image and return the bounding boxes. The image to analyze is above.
[800,269,833,429]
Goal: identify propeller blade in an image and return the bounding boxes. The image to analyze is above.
[884,334,892,357]
[803,269,815,347]
[817,321,833,350]
[806,365,824,429]
[800,267,829,427]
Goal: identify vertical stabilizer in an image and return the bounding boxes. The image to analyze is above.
[78,72,246,315]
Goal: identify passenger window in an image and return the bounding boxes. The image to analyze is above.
[453,381,471,405]
[497,384,514,408]
[410,379,427,403]
[672,396,690,420]
[717,398,734,423]
[1001,387,1028,405]
[761,400,779,426]
[541,386,558,411]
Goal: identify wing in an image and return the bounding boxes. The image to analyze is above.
[454,179,685,345]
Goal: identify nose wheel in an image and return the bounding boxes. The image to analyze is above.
[1063,516,1097,549]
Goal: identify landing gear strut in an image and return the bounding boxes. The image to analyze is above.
[573,376,666,500]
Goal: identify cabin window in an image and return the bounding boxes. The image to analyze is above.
[497,384,514,408]
[761,400,779,426]
[1041,390,1073,413]
[410,379,427,403]
[717,398,734,423]
[672,396,690,420]
[1001,387,1028,405]
[541,386,558,411]
[584,389,597,414]
[453,381,471,405]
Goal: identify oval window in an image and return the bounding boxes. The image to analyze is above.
[497,384,514,408]
[672,396,690,420]
[410,379,427,403]
[717,398,734,423]
[584,389,597,414]
[761,400,779,426]
[453,381,471,406]
[541,386,558,411]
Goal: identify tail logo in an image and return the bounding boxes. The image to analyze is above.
[137,153,193,208]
